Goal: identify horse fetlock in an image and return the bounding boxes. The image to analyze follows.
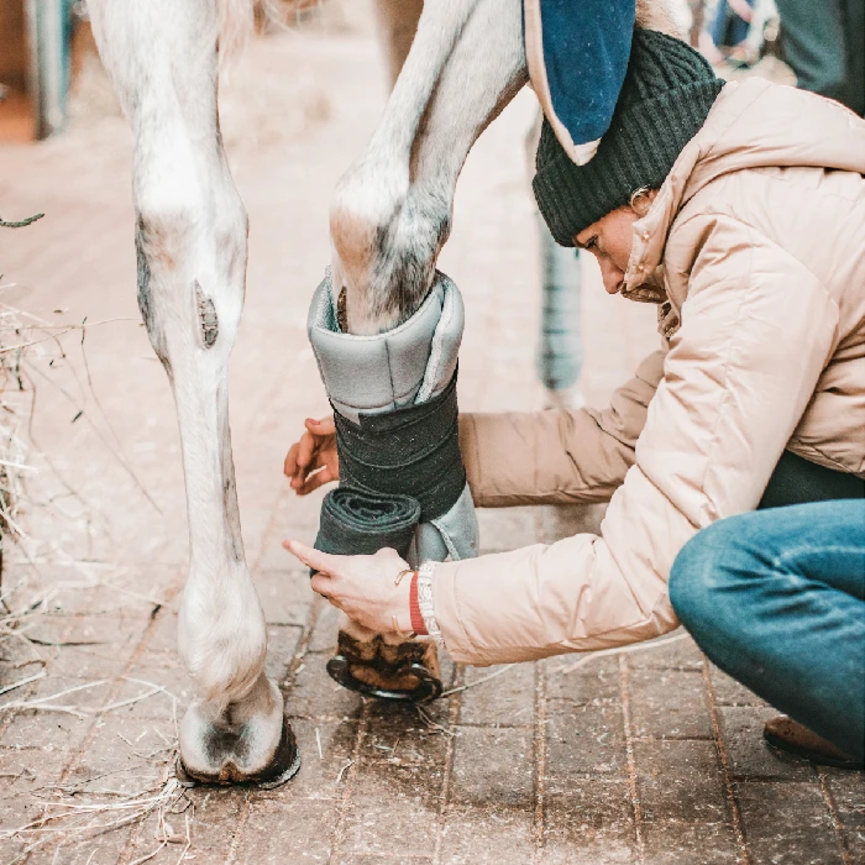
[177,576,267,705]
[178,673,299,787]
[329,161,425,333]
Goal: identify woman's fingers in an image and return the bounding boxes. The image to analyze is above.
[283,539,339,576]
[284,433,315,482]
[285,417,338,492]
[290,450,334,495]
[286,437,318,489]
[305,416,336,436]
[295,429,317,471]
[309,571,333,599]
[297,463,336,496]
[283,442,300,478]
[283,542,412,633]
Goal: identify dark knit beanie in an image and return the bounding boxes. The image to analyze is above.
[533,30,724,246]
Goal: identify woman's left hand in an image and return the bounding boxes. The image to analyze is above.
[283,540,415,636]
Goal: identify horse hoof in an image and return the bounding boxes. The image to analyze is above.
[326,631,442,703]
[177,676,301,788]
[176,715,300,788]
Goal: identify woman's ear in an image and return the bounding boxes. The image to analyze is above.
[629,187,658,217]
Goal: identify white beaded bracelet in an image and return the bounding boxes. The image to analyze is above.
[417,560,444,646]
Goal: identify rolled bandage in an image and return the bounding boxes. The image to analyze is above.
[307,270,478,565]
[316,489,420,559]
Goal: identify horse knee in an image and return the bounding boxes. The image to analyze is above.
[330,159,399,257]
[134,204,191,338]
[329,167,405,312]
[134,189,247,361]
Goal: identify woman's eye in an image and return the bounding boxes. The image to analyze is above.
[585,236,598,251]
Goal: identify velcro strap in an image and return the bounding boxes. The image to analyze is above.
[333,370,465,523]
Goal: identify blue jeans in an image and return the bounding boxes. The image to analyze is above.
[669,501,865,760]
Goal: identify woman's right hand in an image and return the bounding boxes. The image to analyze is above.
[283,415,339,495]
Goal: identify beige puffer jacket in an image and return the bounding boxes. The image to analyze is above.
[433,78,865,666]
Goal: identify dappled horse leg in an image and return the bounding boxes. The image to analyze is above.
[315,0,527,700]
[331,0,527,332]
[308,0,435,703]
[87,0,297,785]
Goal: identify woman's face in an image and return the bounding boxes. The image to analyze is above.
[574,206,640,295]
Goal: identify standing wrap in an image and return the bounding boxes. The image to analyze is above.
[307,270,478,566]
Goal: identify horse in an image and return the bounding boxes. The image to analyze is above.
[84,0,673,786]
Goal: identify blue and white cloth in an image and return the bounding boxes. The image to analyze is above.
[523,0,635,163]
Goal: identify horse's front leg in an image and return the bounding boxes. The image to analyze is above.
[88,0,297,785]
[331,0,526,329]
[305,0,527,701]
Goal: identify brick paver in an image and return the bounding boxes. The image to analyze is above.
[0,9,862,865]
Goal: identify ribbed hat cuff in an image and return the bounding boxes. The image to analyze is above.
[533,155,611,247]
[533,78,723,245]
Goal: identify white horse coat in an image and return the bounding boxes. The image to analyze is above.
[84,0,671,784]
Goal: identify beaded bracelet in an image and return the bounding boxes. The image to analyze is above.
[416,560,444,646]
[409,571,426,635]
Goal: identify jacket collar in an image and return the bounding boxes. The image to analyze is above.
[621,78,750,301]
[621,75,865,302]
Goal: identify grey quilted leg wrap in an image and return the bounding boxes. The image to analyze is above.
[308,270,478,564]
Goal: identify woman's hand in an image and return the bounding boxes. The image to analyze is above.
[284,540,414,635]
[283,415,339,495]
[727,0,753,22]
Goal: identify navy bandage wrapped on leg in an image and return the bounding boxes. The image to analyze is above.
[317,373,465,558]
[308,270,478,566]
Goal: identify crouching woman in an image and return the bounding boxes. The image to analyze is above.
[285,33,865,757]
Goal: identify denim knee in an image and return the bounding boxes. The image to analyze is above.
[669,518,743,631]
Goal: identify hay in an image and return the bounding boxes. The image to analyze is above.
[0,215,104,673]
[0,220,189,864]
[0,673,183,864]
[0,743,191,865]
[0,214,45,586]
[0,279,143,589]
[0,290,162,667]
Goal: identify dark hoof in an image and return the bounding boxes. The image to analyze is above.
[326,632,442,703]
[176,714,301,788]
[327,655,442,702]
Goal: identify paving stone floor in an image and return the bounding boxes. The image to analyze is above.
[0,11,862,865]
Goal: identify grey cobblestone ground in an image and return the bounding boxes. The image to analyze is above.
[0,12,862,865]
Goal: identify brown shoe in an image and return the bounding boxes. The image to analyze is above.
[763,716,864,769]
[326,630,443,703]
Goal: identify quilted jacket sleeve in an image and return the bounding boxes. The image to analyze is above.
[436,215,840,665]
[459,349,665,507]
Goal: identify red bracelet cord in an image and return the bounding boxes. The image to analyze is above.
[409,570,428,635]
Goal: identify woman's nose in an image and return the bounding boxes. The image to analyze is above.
[599,259,623,295]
